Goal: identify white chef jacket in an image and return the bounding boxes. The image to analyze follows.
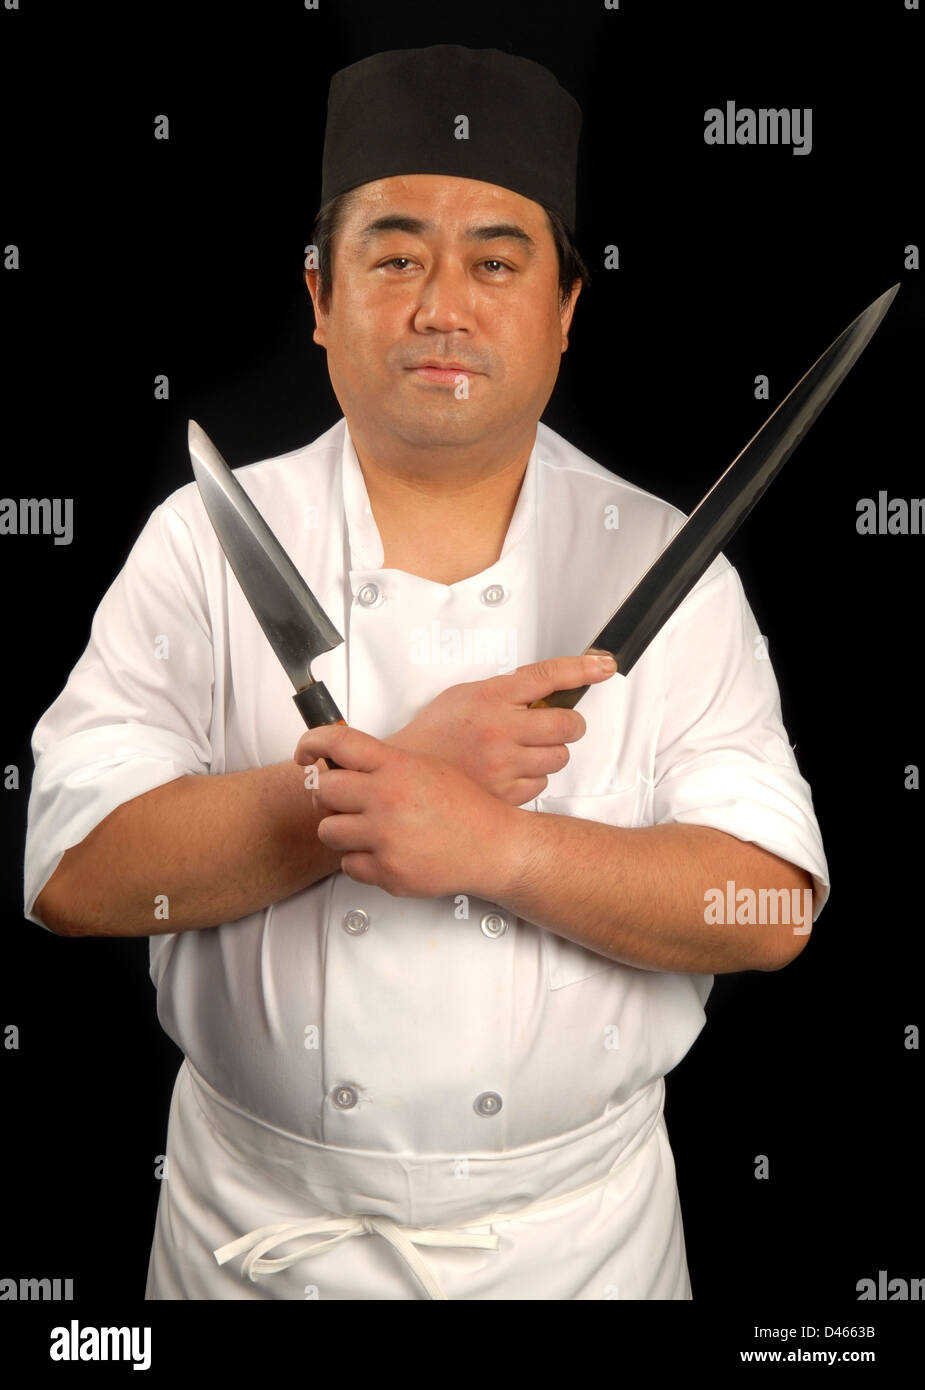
[23,415,830,1298]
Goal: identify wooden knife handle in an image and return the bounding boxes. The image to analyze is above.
[292,681,347,771]
[527,690,589,710]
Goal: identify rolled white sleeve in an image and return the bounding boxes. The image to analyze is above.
[651,563,831,923]
[24,501,215,931]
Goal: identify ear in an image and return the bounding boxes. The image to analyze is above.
[560,278,582,352]
[304,267,329,348]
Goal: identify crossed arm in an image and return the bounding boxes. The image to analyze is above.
[485,807,814,974]
[296,721,816,976]
[34,728,815,974]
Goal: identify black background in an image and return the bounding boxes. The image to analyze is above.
[2,0,922,1354]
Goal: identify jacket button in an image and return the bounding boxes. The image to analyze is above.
[357,582,381,607]
[473,1091,503,1116]
[480,584,506,606]
[343,909,370,934]
[480,912,508,938]
[332,1085,359,1109]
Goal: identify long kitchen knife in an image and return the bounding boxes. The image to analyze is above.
[188,420,347,770]
[531,283,899,711]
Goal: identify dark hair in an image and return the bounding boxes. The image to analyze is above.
[308,187,591,312]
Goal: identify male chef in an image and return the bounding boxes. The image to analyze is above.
[24,45,830,1300]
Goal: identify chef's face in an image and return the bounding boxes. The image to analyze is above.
[304,175,581,453]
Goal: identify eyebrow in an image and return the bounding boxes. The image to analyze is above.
[355,214,537,255]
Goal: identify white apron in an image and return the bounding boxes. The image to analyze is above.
[145,1057,692,1300]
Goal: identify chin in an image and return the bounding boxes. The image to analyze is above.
[388,407,499,447]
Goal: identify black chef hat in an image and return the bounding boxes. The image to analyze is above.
[320,45,582,234]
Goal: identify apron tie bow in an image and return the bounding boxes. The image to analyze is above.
[214,1212,500,1301]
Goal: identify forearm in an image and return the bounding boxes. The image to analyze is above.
[33,760,342,938]
[491,810,814,974]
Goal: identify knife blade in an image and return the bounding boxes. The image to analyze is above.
[187,419,347,770]
[531,283,899,712]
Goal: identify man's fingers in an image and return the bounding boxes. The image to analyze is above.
[508,743,572,778]
[492,652,617,708]
[293,722,393,773]
[316,812,372,854]
[513,705,586,747]
[312,777,368,813]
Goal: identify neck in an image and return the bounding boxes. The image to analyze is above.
[345,420,536,581]
[344,419,534,503]
[346,420,536,514]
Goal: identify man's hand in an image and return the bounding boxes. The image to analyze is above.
[382,652,618,806]
[292,724,523,900]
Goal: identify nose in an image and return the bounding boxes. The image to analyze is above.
[412,257,477,334]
